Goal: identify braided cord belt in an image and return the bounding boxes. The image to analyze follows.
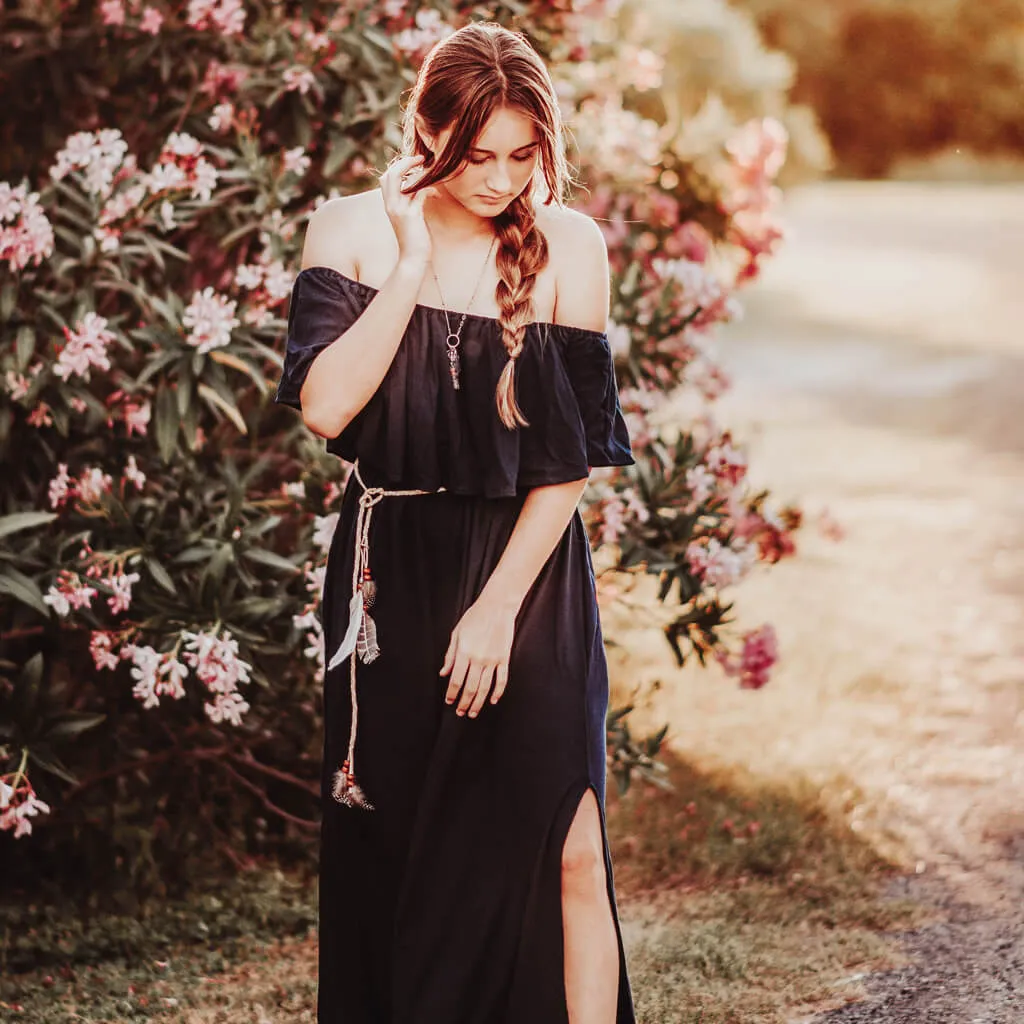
[325,459,446,810]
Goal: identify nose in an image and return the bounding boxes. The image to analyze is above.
[486,165,512,194]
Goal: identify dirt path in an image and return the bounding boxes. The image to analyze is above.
[608,182,1024,1021]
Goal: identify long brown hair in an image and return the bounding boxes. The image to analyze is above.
[396,22,578,429]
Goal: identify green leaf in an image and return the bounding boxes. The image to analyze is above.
[0,567,50,617]
[15,325,36,368]
[154,382,178,463]
[45,712,107,740]
[240,547,300,574]
[0,511,58,542]
[145,556,177,595]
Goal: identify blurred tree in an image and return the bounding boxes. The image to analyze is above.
[734,0,1024,177]
[617,0,833,184]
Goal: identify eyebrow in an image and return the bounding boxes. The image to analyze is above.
[467,142,539,156]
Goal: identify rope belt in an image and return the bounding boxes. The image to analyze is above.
[325,459,446,810]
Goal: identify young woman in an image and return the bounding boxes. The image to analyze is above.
[275,21,636,1024]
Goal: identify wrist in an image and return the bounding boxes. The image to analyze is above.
[476,583,523,616]
[395,254,429,279]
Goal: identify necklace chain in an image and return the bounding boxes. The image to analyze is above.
[427,233,497,392]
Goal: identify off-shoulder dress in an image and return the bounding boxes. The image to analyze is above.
[275,264,637,1024]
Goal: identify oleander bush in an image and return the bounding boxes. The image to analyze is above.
[0,0,804,895]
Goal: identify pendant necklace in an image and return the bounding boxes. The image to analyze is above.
[428,233,497,392]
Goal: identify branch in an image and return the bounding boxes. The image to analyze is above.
[217,760,319,831]
[230,751,319,796]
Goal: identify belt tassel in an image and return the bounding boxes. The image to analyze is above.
[325,461,444,811]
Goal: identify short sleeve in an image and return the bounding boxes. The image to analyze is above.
[556,326,635,469]
[274,266,369,411]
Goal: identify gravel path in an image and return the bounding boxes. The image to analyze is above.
[813,853,1024,1023]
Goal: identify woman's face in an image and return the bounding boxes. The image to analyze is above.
[423,106,540,217]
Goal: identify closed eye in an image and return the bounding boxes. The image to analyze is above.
[467,154,536,166]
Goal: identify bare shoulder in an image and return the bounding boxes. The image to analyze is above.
[299,189,382,278]
[540,205,610,334]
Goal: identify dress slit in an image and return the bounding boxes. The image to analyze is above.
[505,776,632,1023]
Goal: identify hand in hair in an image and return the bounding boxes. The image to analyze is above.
[380,154,437,267]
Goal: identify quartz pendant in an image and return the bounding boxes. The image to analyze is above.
[446,337,461,391]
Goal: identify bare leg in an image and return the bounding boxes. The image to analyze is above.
[562,787,619,1023]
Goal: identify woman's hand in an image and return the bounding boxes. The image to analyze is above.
[439,596,517,717]
[379,153,436,266]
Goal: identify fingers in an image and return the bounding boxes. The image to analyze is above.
[456,662,490,717]
[490,662,509,704]
[465,665,495,718]
[382,154,424,206]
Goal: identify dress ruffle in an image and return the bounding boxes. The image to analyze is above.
[274,265,635,497]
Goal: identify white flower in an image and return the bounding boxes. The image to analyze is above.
[204,691,250,726]
[49,463,72,509]
[128,644,162,708]
[124,454,146,489]
[77,467,113,503]
[54,311,115,382]
[42,587,71,617]
[209,102,235,133]
[283,147,311,177]
[312,512,338,553]
[283,66,316,95]
[182,287,240,354]
[107,571,141,614]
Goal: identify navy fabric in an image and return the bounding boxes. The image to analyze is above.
[274,265,635,495]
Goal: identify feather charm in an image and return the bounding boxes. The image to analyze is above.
[360,567,377,608]
[327,590,364,672]
[357,605,381,663]
[331,760,375,810]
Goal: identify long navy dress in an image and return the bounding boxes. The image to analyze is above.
[275,264,637,1024]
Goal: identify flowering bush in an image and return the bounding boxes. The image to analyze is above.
[0,0,804,886]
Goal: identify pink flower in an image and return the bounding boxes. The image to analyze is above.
[77,467,113,503]
[127,643,162,708]
[42,570,98,617]
[99,0,126,26]
[283,146,310,177]
[205,691,250,726]
[49,129,129,199]
[5,370,30,400]
[312,512,339,553]
[49,464,72,509]
[187,0,246,36]
[123,400,151,437]
[0,776,51,838]
[685,464,716,508]
[90,630,122,671]
[139,6,163,33]
[181,628,252,725]
[704,435,747,488]
[107,571,141,614]
[685,537,755,588]
[54,312,115,381]
[717,624,778,690]
[283,66,316,95]
[208,102,234,133]
[124,455,146,489]
[182,287,239,354]
[27,402,53,427]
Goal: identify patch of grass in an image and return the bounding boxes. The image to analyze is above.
[607,749,925,1022]
[1,752,924,1023]
[0,870,318,1022]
